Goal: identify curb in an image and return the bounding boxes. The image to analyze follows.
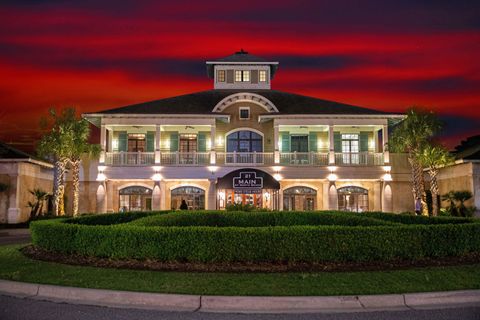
[0,280,479,313]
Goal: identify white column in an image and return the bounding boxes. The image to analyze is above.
[106,181,114,213]
[100,124,106,164]
[160,180,167,210]
[152,182,161,210]
[274,121,280,164]
[328,125,335,165]
[210,124,216,164]
[383,124,389,164]
[322,181,330,210]
[374,182,382,211]
[207,178,216,210]
[155,125,161,164]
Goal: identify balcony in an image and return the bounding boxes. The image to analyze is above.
[103,151,385,166]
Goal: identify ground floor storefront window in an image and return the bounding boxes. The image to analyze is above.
[283,186,316,211]
[337,186,369,212]
[119,186,152,212]
[171,186,205,210]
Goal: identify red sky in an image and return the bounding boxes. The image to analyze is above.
[0,0,479,152]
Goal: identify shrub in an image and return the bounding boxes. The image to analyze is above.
[66,211,170,225]
[30,210,480,263]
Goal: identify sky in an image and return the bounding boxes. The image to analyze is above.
[0,0,479,152]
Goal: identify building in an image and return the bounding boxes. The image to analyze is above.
[0,141,53,223]
[82,50,413,213]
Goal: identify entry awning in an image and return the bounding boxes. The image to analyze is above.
[216,168,280,191]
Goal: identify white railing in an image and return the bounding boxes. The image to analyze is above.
[105,152,155,166]
[216,152,275,165]
[334,152,384,166]
[280,152,329,166]
[160,152,210,166]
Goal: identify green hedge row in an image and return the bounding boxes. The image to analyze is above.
[30,212,480,263]
[66,211,170,226]
[131,211,395,227]
[363,212,475,225]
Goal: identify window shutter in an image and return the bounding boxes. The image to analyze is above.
[308,132,317,152]
[334,132,342,152]
[146,131,155,152]
[197,132,206,152]
[251,70,258,84]
[360,131,369,152]
[281,132,290,152]
[170,132,179,152]
[226,70,234,83]
[118,131,127,152]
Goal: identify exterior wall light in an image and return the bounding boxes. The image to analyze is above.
[151,166,163,181]
[216,136,224,146]
[327,173,338,181]
[208,166,218,175]
[273,173,282,181]
[327,166,337,172]
[383,173,393,181]
[96,166,107,181]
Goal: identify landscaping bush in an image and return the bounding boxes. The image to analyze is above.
[131,211,394,227]
[363,211,474,225]
[30,210,480,263]
[66,211,170,225]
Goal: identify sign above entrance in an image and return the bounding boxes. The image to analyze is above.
[233,171,263,189]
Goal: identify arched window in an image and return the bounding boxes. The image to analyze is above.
[283,186,317,211]
[337,186,369,212]
[119,186,152,212]
[226,130,263,152]
[171,186,205,210]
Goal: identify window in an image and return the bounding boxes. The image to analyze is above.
[259,70,267,82]
[283,186,317,211]
[239,107,250,120]
[119,186,152,212]
[242,70,250,82]
[227,130,263,152]
[171,186,205,210]
[217,70,225,82]
[337,186,369,212]
[235,70,242,82]
[291,135,308,152]
[127,133,145,152]
[341,133,359,164]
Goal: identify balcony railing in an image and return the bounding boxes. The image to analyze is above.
[334,152,384,166]
[280,152,329,166]
[104,151,384,166]
[160,152,210,166]
[216,152,275,166]
[105,152,155,166]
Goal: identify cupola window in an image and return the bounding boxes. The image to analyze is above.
[217,70,225,82]
[259,70,267,82]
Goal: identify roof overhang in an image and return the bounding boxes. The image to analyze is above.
[0,158,53,168]
[82,113,230,127]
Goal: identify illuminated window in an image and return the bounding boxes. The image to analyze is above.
[242,70,250,82]
[217,70,225,82]
[259,70,267,82]
[235,70,242,82]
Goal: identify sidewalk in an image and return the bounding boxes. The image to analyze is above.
[0,279,479,313]
[0,229,31,245]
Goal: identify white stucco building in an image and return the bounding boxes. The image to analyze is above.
[82,50,413,213]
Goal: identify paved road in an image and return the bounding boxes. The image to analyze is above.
[0,229,30,245]
[1,295,479,320]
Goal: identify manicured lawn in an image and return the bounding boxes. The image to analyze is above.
[1,244,479,296]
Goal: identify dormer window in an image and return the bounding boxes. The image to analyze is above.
[259,70,267,82]
[217,70,225,82]
[242,70,250,82]
[235,70,242,82]
[239,107,250,120]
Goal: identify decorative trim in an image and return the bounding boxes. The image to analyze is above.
[212,93,279,113]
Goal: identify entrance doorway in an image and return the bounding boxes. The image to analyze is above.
[171,186,205,210]
[119,186,152,212]
[179,134,197,164]
[337,186,369,212]
[283,186,317,211]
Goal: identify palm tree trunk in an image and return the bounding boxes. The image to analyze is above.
[429,169,439,216]
[71,159,80,216]
[53,158,67,216]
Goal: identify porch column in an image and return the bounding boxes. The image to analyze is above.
[100,124,106,164]
[106,180,114,213]
[382,182,393,212]
[374,181,382,211]
[155,124,161,164]
[7,174,21,223]
[274,121,280,164]
[328,125,335,165]
[152,182,161,210]
[207,178,216,210]
[160,180,167,210]
[383,124,390,164]
[96,181,107,213]
[278,188,284,210]
[328,181,338,210]
[210,124,216,164]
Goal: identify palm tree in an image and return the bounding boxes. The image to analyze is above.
[70,114,100,216]
[38,109,75,216]
[389,108,442,215]
[27,188,49,220]
[416,145,453,216]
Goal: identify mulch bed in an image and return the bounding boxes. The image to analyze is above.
[21,245,480,273]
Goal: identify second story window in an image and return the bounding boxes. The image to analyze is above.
[235,70,242,82]
[239,107,250,120]
[217,70,225,82]
[259,70,267,82]
[242,70,250,82]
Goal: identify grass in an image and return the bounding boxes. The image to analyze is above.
[1,244,479,296]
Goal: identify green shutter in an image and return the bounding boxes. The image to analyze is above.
[197,132,206,152]
[334,132,342,152]
[360,132,369,152]
[146,131,155,152]
[281,132,290,152]
[308,132,317,152]
[170,132,179,152]
[118,131,127,152]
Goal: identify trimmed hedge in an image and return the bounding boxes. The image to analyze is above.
[131,211,395,227]
[30,211,480,263]
[363,211,475,225]
[66,211,170,226]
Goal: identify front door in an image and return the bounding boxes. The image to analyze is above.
[179,134,197,164]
